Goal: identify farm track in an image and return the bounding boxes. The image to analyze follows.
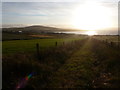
[48,38,120,88]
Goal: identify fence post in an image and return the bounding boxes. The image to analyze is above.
[110,42,113,47]
[36,43,40,59]
[55,42,58,46]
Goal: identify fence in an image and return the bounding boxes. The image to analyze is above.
[35,41,67,59]
[102,39,120,49]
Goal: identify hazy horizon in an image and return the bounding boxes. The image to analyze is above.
[1,24,118,35]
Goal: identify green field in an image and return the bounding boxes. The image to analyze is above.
[2,36,86,54]
[3,37,120,88]
[2,33,120,89]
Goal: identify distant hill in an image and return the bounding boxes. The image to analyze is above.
[2,25,61,33]
[2,25,82,34]
[24,25,60,30]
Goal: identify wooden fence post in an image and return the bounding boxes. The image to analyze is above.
[110,42,113,47]
[36,43,40,59]
[55,42,58,46]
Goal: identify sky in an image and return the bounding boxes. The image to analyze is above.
[1,0,119,32]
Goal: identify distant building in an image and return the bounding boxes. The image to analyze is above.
[18,31,22,33]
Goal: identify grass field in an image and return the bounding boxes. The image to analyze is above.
[2,35,120,89]
[3,33,119,55]
[3,39,64,54]
[2,35,86,54]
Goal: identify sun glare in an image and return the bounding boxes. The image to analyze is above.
[86,31,97,36]
[72,1,112,31]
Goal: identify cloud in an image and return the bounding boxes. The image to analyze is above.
[2,2,77,24]
[3,2,74,17]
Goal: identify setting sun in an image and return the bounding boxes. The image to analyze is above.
[72,1,112,31]
[86,31,97,36]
